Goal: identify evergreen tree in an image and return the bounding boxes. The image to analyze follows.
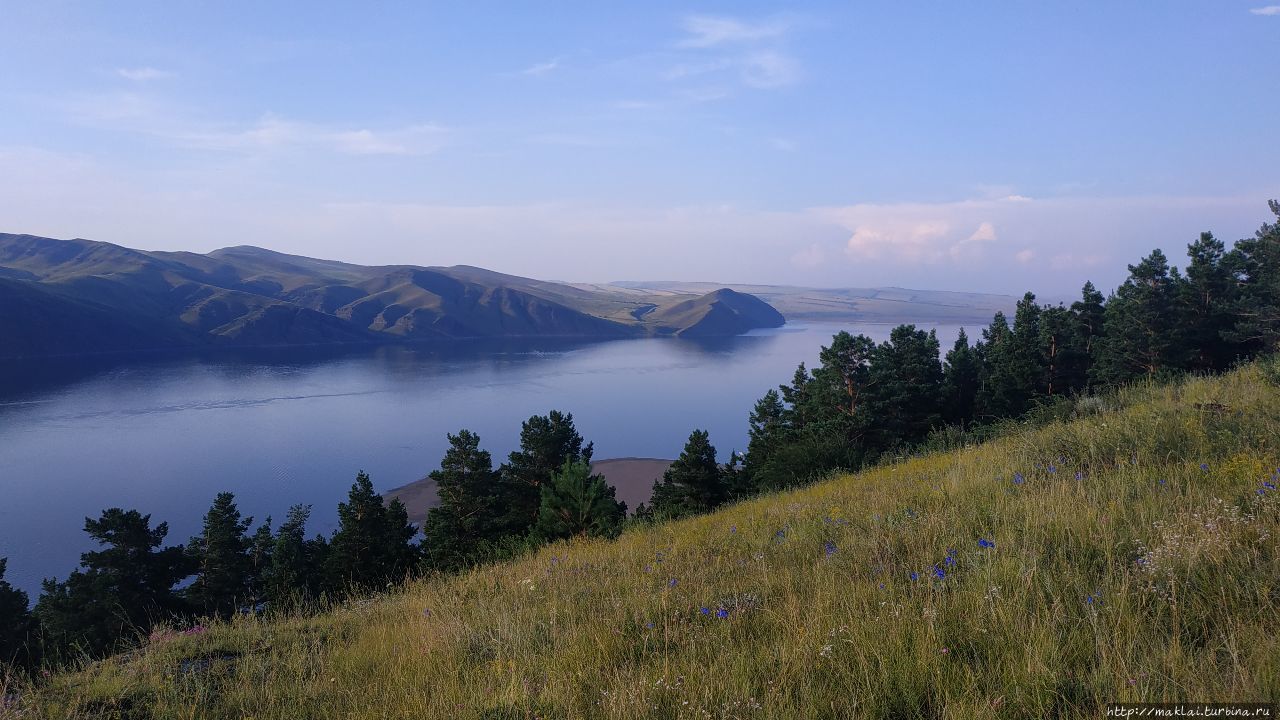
[1070,281,1106,386]
[778,363,812,431]
[35,509,190,659]
[327,472,418,590]
[420,431,504,571]
[808,332,876,423]
[185,492,253,618]
[1225,201,1280,355]
[648,430,726,519]
[1180,232,1242,371]
[265,505,319,606]
[1039,304,1087,396]
[743,389,789,491]
[863,325,943,448]
[978,294,1045,417]
[1092,249,1187,387]
[499,411,592,537]
[942,328,981,425]
[533,460,626,540]
[0,557,37,670]
[247,518,274,608]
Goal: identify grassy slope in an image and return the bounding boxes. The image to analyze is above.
[18,366,1280,719]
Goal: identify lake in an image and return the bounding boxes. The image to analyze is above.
[0,322,965,597]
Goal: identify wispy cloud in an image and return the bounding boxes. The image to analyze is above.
[517,58,562,76]
[678,15,791,47]
[1249,5,1280,15]
[183,115,447,156]
[670,14,802,91]
[115,67,174,81]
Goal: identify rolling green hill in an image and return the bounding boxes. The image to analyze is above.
[0,234,787,358]
[20,363,1279,718]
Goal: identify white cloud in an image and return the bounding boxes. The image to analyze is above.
[741,51,800,88]
[1015,249,1036,264]
[790,243,826,269]
[1249,5,1280,15]
[678,15,790,48]
[968,222,998,242]
[181,115,446,156]
[518,58,561,76]
[115,67,174,81]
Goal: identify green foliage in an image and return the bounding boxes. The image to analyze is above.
[498,411,593,538]
[1093,249,1187,387]
[648,430,727,519]
[1180,231,1243,371]
[942,328,981,426]
[327,472,418,591]
[0,557,36,671]
[534,460,626,540]
[1226,200,1280,354]
[34,509,190,661]
[420,431,504,572]
[264,505,326,608]
[863,325,943,447]
[185,492,255,619]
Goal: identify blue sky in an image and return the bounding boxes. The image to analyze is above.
[1,2,1277,295]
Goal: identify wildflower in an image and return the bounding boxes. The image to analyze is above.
[700,606,711,615]
[940,647,950,655]
[933,567,945,580]
[1262,481,1276,491]
[421,608,432,617]
[978,538,995,549]
[1158,479,1166,486]
[1075,471,1084,481]
[775,529,786,539]
[1200,463,1210,472]
[910,571,919,581]
[824,541,838,556]
[668,578,678,588]
[1013,472,1025,485]
[645,622,655,629]
[944,555,955,566]
[730,525,737,533]
[716,608,729,619]
[1047,465,1057,474]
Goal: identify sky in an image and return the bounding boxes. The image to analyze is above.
[1,2,1277,296]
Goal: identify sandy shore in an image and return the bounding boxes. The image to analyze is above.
[383,457,673,524]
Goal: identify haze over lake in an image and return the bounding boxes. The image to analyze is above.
[0,323,964,597]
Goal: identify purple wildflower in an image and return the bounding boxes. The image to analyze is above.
[978,538,994,549]
[910,571,919,581]
[700,606,710,615]
[824,541,838,556]
[1200,463,1210,472]
[716,608,729,619]
[1013,472,1025,485]
[668,578,678,588]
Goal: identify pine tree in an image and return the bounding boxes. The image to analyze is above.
[1225,201,1280,355]
[533,460,626,540]
[648,430,726,519]
[863,325,943,448]
[1070,281,1106,386]
[265,505,317,606]
[35,509,190,659]
[942,328,981,425]
[328,472,418,590]
[185,492,254,618]
[0,557,37,670]
[1180,232,1242,371]
[247,518,274,608]
[1039,304,1087,396]
[420,431,503,571]
[499,411,592,537]
[743,389,789,491]
[1092,249,1187,387]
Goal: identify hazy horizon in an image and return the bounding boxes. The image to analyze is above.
[2,2,1278,295]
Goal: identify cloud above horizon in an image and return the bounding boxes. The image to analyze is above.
[115,67,174,81]
[1249,5,1280,15]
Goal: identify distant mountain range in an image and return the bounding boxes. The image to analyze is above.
[0,234,785,359]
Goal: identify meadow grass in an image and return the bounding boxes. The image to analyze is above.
[10,364,1280,719]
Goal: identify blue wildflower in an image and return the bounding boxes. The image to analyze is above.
[1075,471,1084,481]
[700,606,710,615]
[1158,478,1166,486]
[730,525,737,533]
[668,578,678,588]
[910,571,919,581]
[1200,463,1210,472]
[645,622,654,629]
[716,608,729,619]
[944,555,955,566]
[1085,595,1093,605]
[1013,472,1025,485]
[933,567,945,580]
[824,541,838,556]
[1263,481,1276,491]
[978,538,994,549]
[1048,465,1057,474]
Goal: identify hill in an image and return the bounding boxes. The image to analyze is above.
[0,234,787,359]
[22,363,1280,717]
[615,280,1017,324]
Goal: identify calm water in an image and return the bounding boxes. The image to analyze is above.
[0,322,963,597]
